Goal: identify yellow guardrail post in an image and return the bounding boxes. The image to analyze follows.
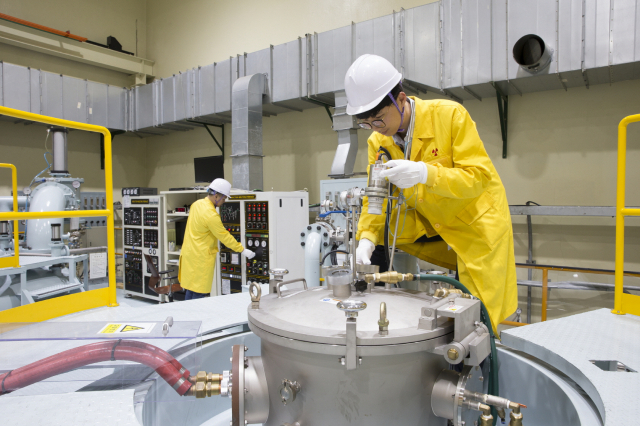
[0,164,19,269]
[613,114,640,316]
[0,106,118,323]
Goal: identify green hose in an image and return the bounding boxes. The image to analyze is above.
[415,274,499,425]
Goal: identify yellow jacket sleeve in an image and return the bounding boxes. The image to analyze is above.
[208,214,244,252]
[425,106,492,199]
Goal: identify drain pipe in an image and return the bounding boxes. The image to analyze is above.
[329,91,359,178]
[231,73,267,190]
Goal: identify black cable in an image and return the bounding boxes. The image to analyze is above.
[110,339,122,361]
[330,244,339,265]
[320,250,350,265]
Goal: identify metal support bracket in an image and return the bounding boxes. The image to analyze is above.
[495,86,508,158]
[186,120,225,159]
[345,317,358,370]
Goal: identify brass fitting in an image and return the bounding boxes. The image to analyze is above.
[447,348,459,360]
[433,288,464,298]
[364,271,414,284]
[479,403,493,426]
[509,405,523,426]
[186,381,222,398]
[207,373,222,383]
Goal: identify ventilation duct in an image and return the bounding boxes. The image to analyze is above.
[513,34,554,74]
[2,1,640,135]
[330,91,359,178]
[231,73,267,191]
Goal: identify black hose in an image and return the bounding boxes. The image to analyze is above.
[320,250,350,265]
[415,274,499,425]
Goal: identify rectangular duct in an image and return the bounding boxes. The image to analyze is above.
[3,1,640,137]
[231,73,267,190]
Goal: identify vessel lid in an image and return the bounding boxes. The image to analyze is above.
[248,287,451,346]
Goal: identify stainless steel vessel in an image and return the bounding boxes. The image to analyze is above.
[248,287,452,425]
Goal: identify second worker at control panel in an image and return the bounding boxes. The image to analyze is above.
[179,179,255,300]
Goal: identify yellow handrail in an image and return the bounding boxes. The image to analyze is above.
[613,114,640,316]
[0,164,19,269]
[0,106,118,322]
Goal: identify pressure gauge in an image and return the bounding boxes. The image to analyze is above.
[261,240,267,248]
[248,240,253,247]
[72,180,81,189]
[22,187,31,196]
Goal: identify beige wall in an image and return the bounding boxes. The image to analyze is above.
[3,0,640,320]
[146,0,436,79]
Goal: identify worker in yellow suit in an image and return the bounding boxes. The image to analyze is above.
[178,179,255,300]
[345,54,517,333]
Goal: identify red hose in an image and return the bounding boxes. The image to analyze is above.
[0,340,192,396]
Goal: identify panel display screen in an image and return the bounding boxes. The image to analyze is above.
[220,202,241,224]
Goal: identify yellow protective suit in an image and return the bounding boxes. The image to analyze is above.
[356,98,517,333]
[178,198,243,294]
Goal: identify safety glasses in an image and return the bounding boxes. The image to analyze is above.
[356,92,405,132]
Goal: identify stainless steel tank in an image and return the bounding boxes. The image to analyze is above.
[247,286,453,425]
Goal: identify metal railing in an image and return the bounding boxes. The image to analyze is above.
[0,164,19,269]
[0,106,118,322]
[613,114,640,316]
[500,263,640,327]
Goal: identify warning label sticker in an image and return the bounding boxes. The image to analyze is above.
[98,323,156,334]
[320,298,341,305]
[443,305,464,312]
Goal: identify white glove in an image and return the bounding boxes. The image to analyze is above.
[355,238,375,265]
[242,249,255,259]
[379,159,428,189]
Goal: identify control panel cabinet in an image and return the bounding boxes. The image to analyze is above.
[217,192,309,295]
[122,194,165,301]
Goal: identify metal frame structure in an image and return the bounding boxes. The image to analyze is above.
[0,106,118,322]
[613,114,640,316]
[0,163,19,269]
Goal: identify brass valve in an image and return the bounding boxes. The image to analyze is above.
[365,271,414,284]
[479,403,493,426]
[509,405,524,426]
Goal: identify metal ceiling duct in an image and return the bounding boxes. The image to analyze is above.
[231,73,267,191]
[1,0,640,135]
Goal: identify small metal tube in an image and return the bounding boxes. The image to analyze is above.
[364,161,389,215]
[50,224,61,241]
[51,128,69,174]
[378,302,389,335]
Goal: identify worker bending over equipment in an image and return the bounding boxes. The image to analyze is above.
[179,179,255,300]
[346,54,517,332]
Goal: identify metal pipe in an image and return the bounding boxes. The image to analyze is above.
[351,208,357,282]
[0,275,11,297]
[388,200,402,273]
[304,232,322,287]
[18,246,108,257]
[541,268,549,321]
[50,128,69,174]
[526,211,533,324]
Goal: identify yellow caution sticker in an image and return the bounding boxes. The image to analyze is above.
[100,323,121,334]
[98,323,156,334]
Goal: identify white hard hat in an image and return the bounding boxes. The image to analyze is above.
[208,178,231,197]
[344,54,402,115]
